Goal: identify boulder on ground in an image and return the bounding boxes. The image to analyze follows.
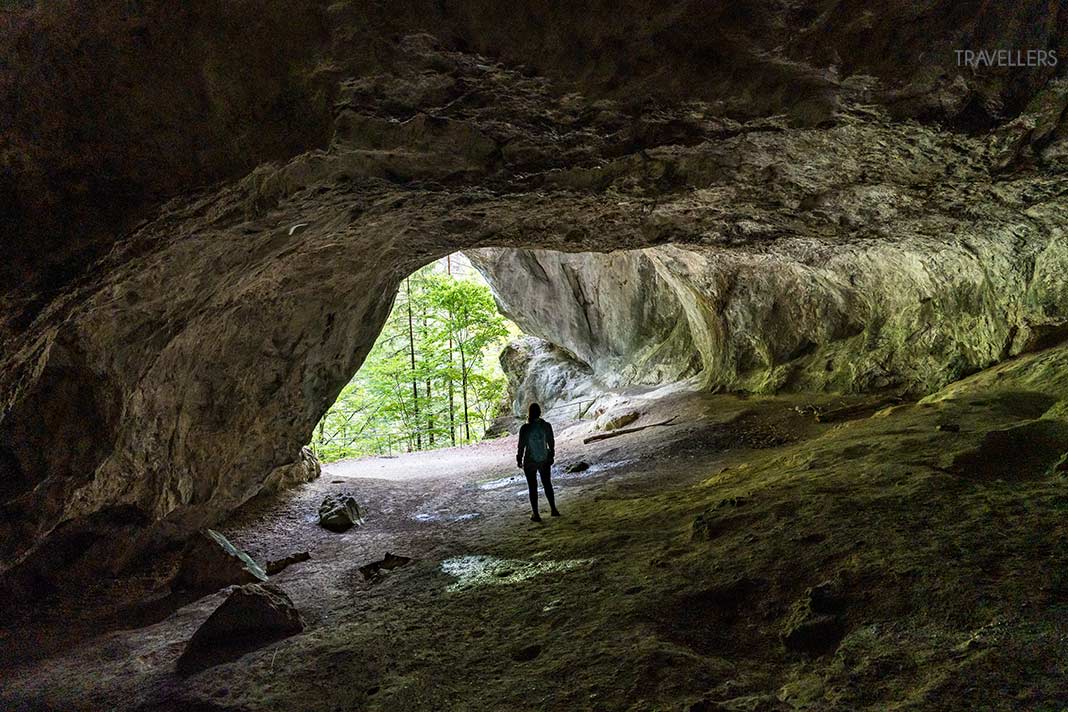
[174,529,267,592]
[318,493,364,532]
[565,461,590,473]
[176,582,305,675]
[597,409,640,431]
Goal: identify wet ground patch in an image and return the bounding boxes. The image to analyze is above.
[440,554,595,592]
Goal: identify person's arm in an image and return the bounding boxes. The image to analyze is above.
[546,422,555,464]
[517,424,527,468]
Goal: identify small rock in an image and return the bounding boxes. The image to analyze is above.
[318,493,364,532]
[359,552,413,582]
[565,461,590,473]
[266,551,311,575]
[174,529,267,593]
[937,423,961,433]
[177,583,305,675]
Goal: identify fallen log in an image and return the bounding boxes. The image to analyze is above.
[583,416,678,444]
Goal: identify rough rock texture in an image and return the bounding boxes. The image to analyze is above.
[317,494,363,533]
[475,229,1068,395]
[260,446,322,495]
[1,2,1067,575]
[176,582,305,675]
[470,250,700,388]
[498,336,600,419]
[174,529,268,593]
[597,409,642,432]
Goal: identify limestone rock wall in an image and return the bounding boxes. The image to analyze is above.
[473,227,1068,398]
[497,336,601,419]
[469,249,700,388]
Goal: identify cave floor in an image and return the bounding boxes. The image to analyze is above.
[4,349,1068,711]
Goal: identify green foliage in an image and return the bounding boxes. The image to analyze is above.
[311,263,513,462]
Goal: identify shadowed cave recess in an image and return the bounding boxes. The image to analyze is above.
[2,1,1068,710]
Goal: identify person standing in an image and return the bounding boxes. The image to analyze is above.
[516,403,559,522]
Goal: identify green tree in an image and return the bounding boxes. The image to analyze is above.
[423,275,509,443]
[309,263,512,461]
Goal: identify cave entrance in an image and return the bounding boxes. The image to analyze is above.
[308,252,523,462]
[306,245,701,465]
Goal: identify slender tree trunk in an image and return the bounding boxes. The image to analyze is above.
[446,255,456,446]
[460,340,470,442]
[423,305,433,447]
[406,277,421,450]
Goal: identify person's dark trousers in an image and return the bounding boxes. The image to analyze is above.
[523,461,556,517]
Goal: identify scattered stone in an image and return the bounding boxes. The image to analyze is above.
[565,461,590,473]
[177,583,305,675]
[359,552,413,582]
[511,643,542,662]
[937,422,961,432]
[266,551,311,576]
[318,493,364,532]
[174,529,267,593]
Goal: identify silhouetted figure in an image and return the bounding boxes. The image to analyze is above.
[517,403,559,522]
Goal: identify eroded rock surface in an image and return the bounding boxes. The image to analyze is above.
[318,494,363,532]
[498,336,601,419]
[1,3,1067,577]
[174,529,268,593]
[176,582,304,675]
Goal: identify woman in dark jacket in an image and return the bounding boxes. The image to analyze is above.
[516,403,560,522]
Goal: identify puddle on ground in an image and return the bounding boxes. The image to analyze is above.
[440,555,594,592]
[478,474,523,490]
[412,512,481,523]
[477,460,637,491]
[558,459,637,479]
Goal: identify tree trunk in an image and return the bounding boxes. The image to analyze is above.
[406,277,421,450]
[423,305,433,447]
[460,340,470,442]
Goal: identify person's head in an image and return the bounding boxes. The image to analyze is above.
[527,403,541,422]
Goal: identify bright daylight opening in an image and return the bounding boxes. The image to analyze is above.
[308,252,522,461]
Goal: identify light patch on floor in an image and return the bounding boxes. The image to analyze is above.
[412,511,481,522]
[440,554,594,592]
